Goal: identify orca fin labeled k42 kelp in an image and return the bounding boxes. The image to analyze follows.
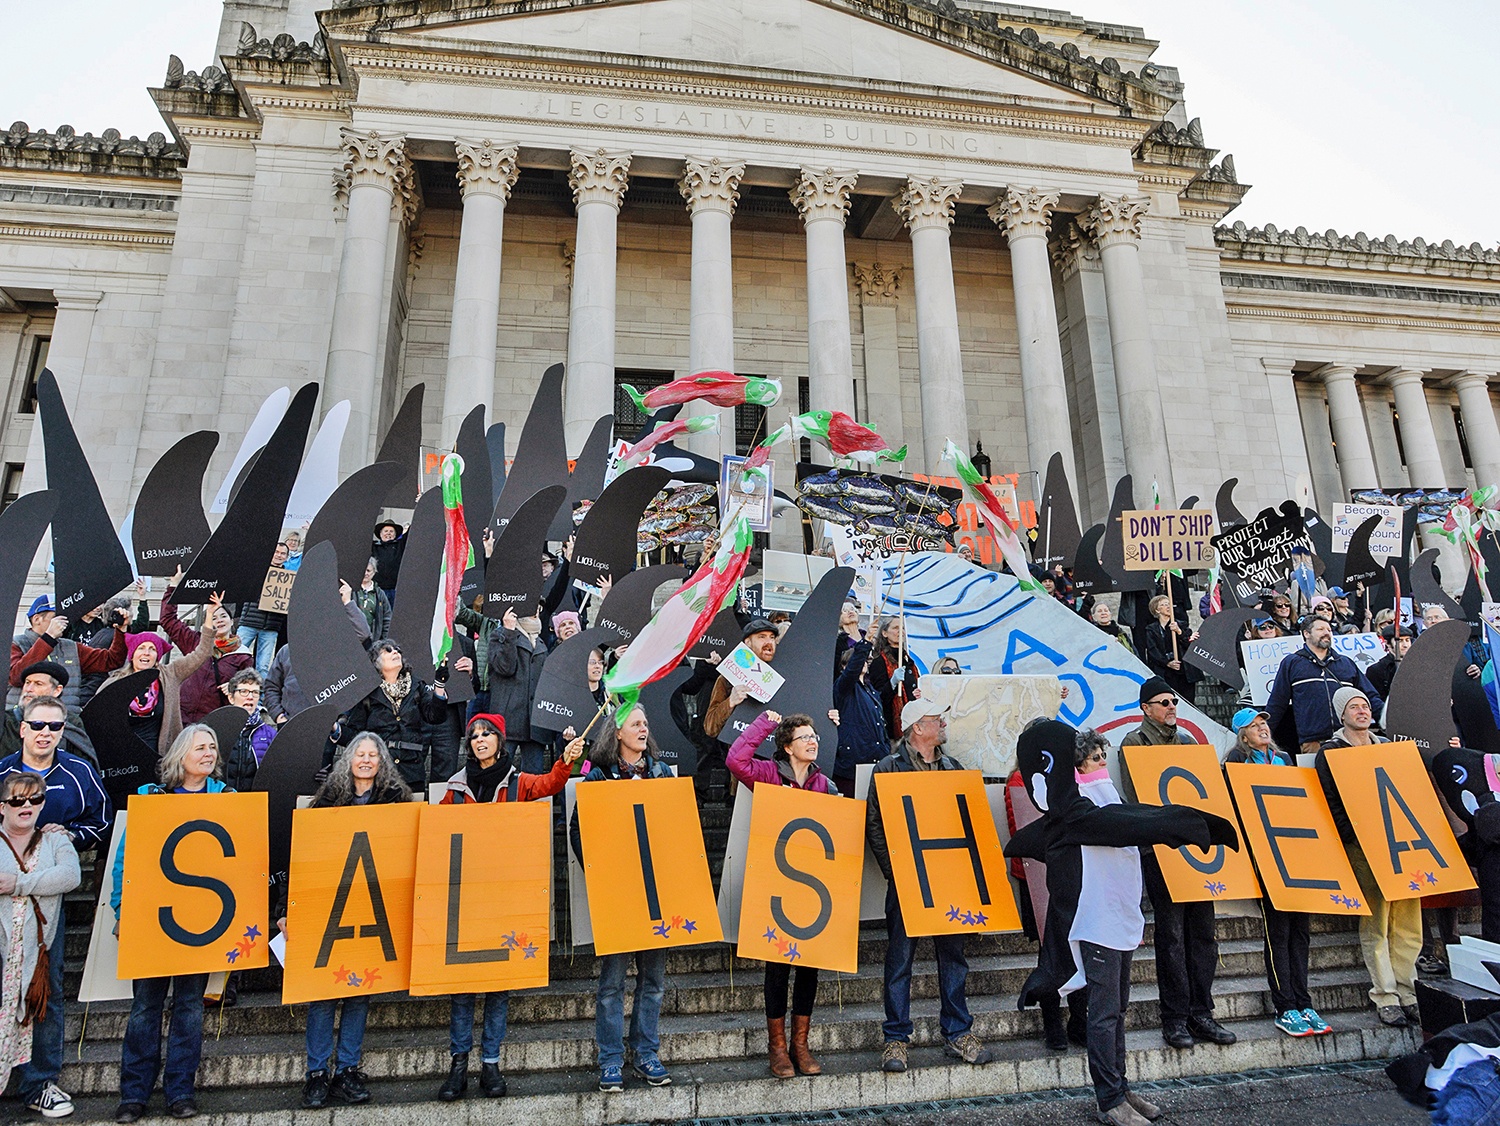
[131,430,218,578]
[36,369,134,615]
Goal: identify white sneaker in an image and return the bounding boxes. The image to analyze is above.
[27,1083,74,1119]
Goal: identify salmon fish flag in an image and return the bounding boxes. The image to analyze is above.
[944,439,1042,593]
[613,415,721,475]
[603,512,755,719]
[788,410,906,465]
[432,453,473,666]
[623,371,782,412]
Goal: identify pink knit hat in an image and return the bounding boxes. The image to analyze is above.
[126,633,169,662]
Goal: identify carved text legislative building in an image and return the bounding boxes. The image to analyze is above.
[1,0,1497,525]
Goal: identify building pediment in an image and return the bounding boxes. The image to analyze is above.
[322,0,1170,118]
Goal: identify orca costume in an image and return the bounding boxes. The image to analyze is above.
[1431,745,1500,943]
[1005,721,1239,1117]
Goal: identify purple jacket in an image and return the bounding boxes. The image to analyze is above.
[726,711,837,794]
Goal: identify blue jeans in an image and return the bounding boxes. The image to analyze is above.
[118,974,208,1105]
[305,997,370,1075]
[881,883,972,1042]
[595,949,667,1071]
[237,626,278,677]
[1435,1057,1500,1125]
[19,920,65,1100]
[449,993,508,1062]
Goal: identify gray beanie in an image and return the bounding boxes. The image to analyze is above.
[1332,685,1370,723]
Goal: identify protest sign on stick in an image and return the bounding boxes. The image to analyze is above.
[1121,509,1215,572]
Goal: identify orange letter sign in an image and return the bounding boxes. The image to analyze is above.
[117,792,270,978]
[736,786,865,973]
[409,802,553,995]
[282,804,420,1003]
[1225,763,1368,916]
[874,771,1020,937]
[1122,745,1261,902]
[1323,740,1475,900]
[575,776,722,956]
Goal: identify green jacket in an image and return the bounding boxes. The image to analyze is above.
[455,606,495,691]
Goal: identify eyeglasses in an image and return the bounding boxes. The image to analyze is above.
[232,688,261,698]
[2,796,45,808]
[794,732,820,743]
[1145,696,1178,708]
[1083,750,1108,763]
[23,721,64,732]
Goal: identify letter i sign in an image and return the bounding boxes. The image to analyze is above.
[874,771,1021,937]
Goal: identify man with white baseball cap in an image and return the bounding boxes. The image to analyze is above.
[1315,686,1418,1028]
[865,696,991,1074]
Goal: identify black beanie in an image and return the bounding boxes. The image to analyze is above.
[1139,676,1174,705]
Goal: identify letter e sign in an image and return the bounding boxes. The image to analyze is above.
[117,792,270,978]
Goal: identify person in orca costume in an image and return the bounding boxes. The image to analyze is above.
[1431,744,1500,943]
[1004,720,1240,1126]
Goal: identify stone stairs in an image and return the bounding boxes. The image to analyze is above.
[52,814,1430,1123]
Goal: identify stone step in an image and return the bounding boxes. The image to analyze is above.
[57,1006,1420,1123]
[66,930,1371,1043]
[58,964,1384,1094]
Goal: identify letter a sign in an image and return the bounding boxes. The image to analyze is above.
[409,802,553,994]
[1323,741,1476,900]
[575,776,723,956]
[117,793,270,978]
[282,804,420,1004]
[736,786,865,973]
[874,771,1020,937]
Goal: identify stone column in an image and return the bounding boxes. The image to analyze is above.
[1386,368,1447,486]
[19,289,102,498]
[679,157,745,459]
[1261,358,1317,500]
[1452,371,1500,488]
[565,148,631,452]
[990,188,1074,496]
[1053,225,1122,523]
[790,168,859,432]
[326,129,411,471]
[1313,363,1379,491]
[1078,194,1174,499]
[851,262,905,459]
[441,139,519,447]
[894,176,967,475]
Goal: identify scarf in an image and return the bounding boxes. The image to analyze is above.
[620,756,650,779]
[0,833,48,1024]
[128,678,160,718]
[380,670,412,710]
[465,755,514,803]
[213,635,240,654]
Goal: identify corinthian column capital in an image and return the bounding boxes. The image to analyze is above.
[455,139,520,202]
[894,176,963,233]
[791,167,858,224]
[1049,222,1099,277]
[568,148,631,209]
[988,186,1059,241]
[1077,193,1150,249]
[338,128,409,193]
[679,157,746,217]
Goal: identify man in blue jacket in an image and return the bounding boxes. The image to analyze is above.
[1265,614,1382,753]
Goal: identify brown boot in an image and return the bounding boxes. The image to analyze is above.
[790,1014,822,1075]
[766,1017,794,1078]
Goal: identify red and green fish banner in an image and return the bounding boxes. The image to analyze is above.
[944,440,1041,593]
[432,452,474,666]
[789,410,905,465]
[623,371,782,412]
[613,414,720,475]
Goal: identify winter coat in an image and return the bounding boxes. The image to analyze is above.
[832,640,887,779]
[454,606,496,692]
[102,625,216,755]
[726,711,838,794]
[353,585,390,642]
[262,602,370,722]
[224,710,277,793]
[159,589,254,724]
[438,755,572,804]
[0,831,79,995]
[236,599,286,634]
[110,779,232,917]
[568,752,674,866]
[488,626,547,744]
[1265,645,1383,748]
[330,676,447,783]
[0,749,111,850]
[371,535,405,593]
[865,739,963,880]
[0,703,96,766]
[9,630,126,711]
[869,648,920,739]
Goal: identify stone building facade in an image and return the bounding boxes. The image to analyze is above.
[0,0,1497,533]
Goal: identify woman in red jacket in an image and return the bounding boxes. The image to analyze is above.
[433,714,582,1101]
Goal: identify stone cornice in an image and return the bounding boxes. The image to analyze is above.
[1224,301,1500,337]
[0,223,174,248]
[319,0,1173,118]
[1216,220,1500,280]
[333,42,1156,149]
[0,122,184,181]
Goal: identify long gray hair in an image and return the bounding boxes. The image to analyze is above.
[314,732,411,806]
[588,705,660,772]
[159,724,222,789]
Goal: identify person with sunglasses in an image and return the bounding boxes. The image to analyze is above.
[727,709,838,1078]
[1120,677,1234,1052]
[0,770,79,1116]
[0,697,110,1120]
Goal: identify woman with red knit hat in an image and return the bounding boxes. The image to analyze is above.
[433,713,583,1101]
